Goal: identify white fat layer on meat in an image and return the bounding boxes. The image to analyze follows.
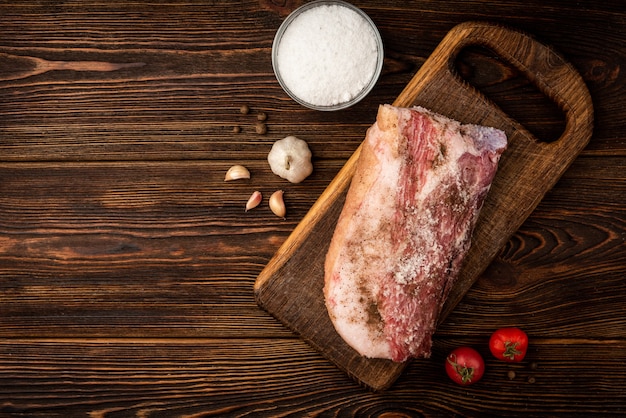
[329,119,401,359]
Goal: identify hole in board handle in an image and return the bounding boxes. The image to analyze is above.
[454,45,567,143]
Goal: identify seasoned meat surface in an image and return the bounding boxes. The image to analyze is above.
[324,105,507,362]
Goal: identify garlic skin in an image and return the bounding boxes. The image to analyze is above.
[245,191,262,212]
[269,190,286,218]
[267,136,313,183]
[224,165,250,181]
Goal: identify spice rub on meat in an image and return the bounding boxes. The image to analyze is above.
[324,105,507,362]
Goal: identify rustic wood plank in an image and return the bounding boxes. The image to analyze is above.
[0,338,624,416]
[1,2,623,161]
[0,157,623,338]
[0,159,335,338]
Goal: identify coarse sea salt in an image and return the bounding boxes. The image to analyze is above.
[275,3,380,108]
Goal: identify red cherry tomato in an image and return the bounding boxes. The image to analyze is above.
[445,346,485,385]
[489,327,529,362]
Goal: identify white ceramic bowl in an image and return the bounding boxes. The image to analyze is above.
[272,0,384,111]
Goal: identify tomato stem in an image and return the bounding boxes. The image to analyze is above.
[503,341,522,360]
[447,354,475,384]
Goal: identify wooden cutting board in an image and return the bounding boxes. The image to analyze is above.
[254,21,593,391]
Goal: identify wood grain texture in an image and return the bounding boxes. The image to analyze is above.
[0,0,625,415]
[1,338,625,417]
[0,158,621,339]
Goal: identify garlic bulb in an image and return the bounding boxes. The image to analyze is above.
[267,136,313,183]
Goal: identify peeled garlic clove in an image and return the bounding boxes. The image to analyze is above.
[224,165,250,181]
[269,190,286,218]
[267,136,313,183]
[245,191,262,212]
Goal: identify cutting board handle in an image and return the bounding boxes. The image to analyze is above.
[451,21,593,143]
[397,21,593,146]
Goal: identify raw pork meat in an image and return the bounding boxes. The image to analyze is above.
[324,104,507,362]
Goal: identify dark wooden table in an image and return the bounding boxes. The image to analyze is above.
[1,1,624,416]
